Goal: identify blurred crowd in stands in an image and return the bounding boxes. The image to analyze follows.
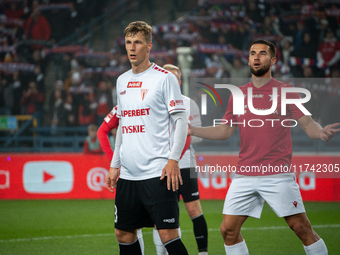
[0,0,339,134]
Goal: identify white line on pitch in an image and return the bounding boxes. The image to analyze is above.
[1,224,339,243]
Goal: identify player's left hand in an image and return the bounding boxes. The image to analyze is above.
[106,167,120,192]
[320,123,340,141]
[160,159,183,191]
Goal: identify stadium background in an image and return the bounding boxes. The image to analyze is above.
[0,0,340,254]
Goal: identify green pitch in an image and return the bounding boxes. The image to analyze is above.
[0,200,339,254]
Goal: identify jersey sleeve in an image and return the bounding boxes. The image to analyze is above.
[286,88,305,120]
[97,106,119,161]
[189,99,202,127]
[222,94,236,125]
[163,73,186,114]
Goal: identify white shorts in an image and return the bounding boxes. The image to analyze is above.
[223,173,305,218]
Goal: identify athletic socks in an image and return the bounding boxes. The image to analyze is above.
[153,228,167,255]
[192,213,208,252]
[164,237,189,255]
[137,229,144,255]
[303,238,328,255]
[224,240,249,255]
[119,238,142,255]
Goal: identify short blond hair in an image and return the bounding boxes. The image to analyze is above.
[124,21,152,43]
[163,64,181,79]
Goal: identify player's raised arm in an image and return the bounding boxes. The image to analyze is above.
[297,115,340,141]
[190,123,236,141]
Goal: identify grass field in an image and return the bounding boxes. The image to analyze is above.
[0,200,339,254]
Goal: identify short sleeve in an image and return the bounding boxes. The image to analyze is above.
[162,73,186,114]
[189,99,202,127]
[286,90,305,120]
[104,105,119,129]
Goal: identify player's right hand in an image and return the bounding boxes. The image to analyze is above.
[106,167,120,192]
[320,123,340,141]
[160,159,183,192]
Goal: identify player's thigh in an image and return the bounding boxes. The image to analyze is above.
[115,178,153,230]
[140,177,180,230]
[223,175,264,219]
[258,174,305,217]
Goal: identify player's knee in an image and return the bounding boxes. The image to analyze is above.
[188,207,202,219]
[289,220,312,239]
[220,223,238,241]
[115,229,136,243]
[158,228,180,244]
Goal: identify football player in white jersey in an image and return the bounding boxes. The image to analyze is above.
[163,64,208,255]
[106,21,189,255]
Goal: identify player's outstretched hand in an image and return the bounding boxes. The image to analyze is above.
[106,167,120,192]
[160,159,183,192]
[320,123,340,141]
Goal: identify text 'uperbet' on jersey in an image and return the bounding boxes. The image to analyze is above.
[116,63,185,180]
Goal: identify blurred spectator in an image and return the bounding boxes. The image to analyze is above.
[294,20,306,50]
[68,71,93,125]
[83,124,103,154]
[10,71,23,115]
[24,6,51,50]
[96,81,113,126]
[48,79,66,122]
[317,28,340,68]
[50,88,66,134]
[318,19,329,45]
[32,65,45,92]
[78,92,97,126]
[294,32,318,59]
[5,2,24,19]
[205,54,223,78]
[0,77,14,115]
[20,80,45,126]
[219,55,251,81]
[246,0,265,23]
[64,93,77,126]
[280,37,294,65]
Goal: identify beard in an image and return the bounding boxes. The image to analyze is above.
[250,62,271,77]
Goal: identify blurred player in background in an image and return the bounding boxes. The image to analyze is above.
[105,21,188,255]
[190,39,340,255]
[83,124,103,154]
[163,64,208,255]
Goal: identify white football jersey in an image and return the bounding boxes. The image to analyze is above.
[116,63,186,180]
[179,95,202,169]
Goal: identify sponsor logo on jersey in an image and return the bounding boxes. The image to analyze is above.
[127,81,142,88]
[163,218,175,223]
[121,108,150,117]
[141,89,149,100]
[292,201,298,208]
[23,161,73,194]
[122,125,145,133]
[120,90,126,95]
[169,100,183,107]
